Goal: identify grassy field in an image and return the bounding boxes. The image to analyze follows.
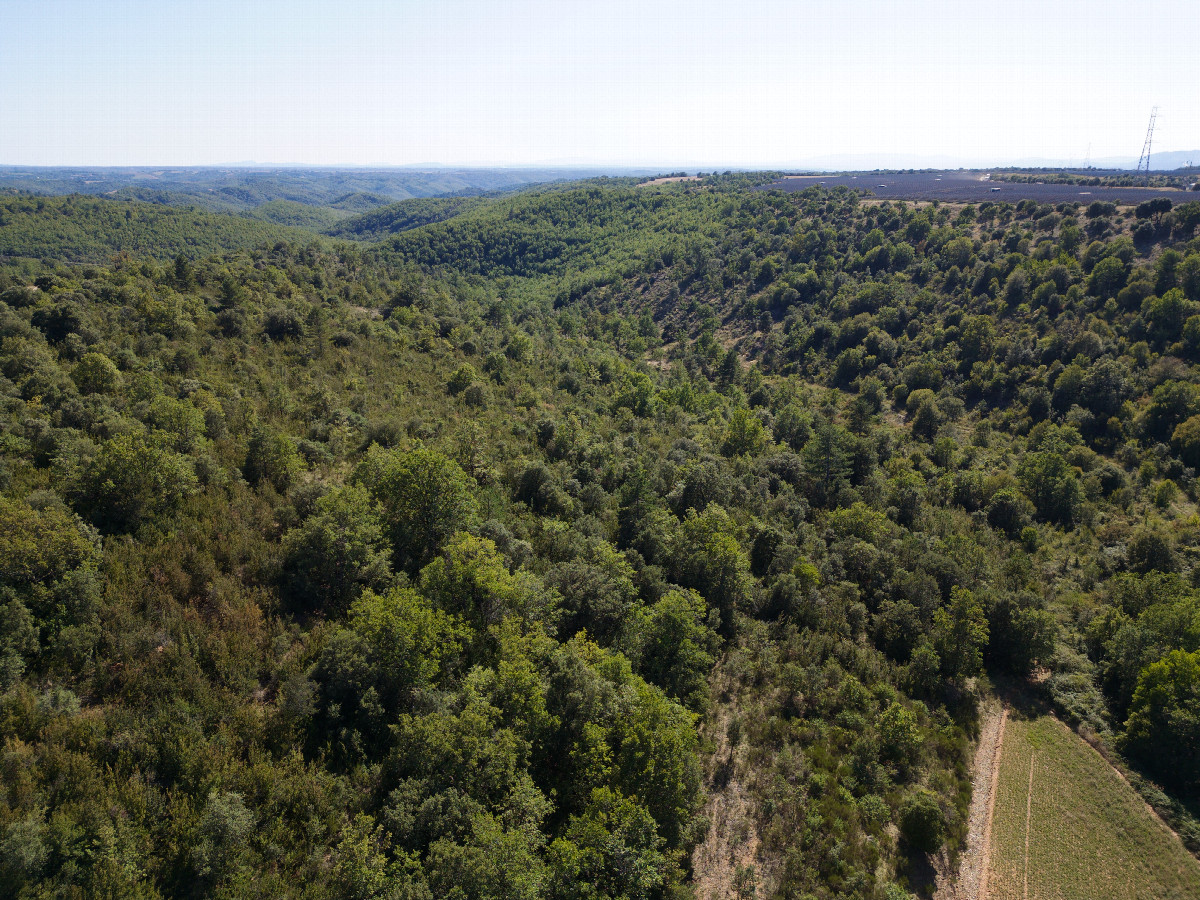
[985,713,1200,900]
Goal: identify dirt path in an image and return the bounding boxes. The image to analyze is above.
[936,700,1007,900]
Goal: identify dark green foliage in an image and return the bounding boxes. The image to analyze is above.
[71,433,198,531]
[328,196,487,241]
[0,194,325,263]
[1121,649,1200,796]
[900,789,947,854]
[244,425,303,493]
[281,485,394,613]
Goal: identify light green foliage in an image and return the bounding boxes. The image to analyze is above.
[420,533,553,633]
[447,363,478,395]
[878,701,921,767]
[0,496,96,587]
[348,586,466,696]
[612,371,656,417]
[71,351,122,394]
[546,787,668,900]
[721,406,768,457]
[144,394,207,452]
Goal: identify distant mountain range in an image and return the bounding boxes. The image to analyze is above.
[0,166,662,215]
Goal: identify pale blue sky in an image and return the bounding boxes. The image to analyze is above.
[1,0,1196,167]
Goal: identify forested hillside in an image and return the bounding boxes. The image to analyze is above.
[0,195,329,265]
[325,197,489,242]
[0,167,645,213]
[2,177,1200,899]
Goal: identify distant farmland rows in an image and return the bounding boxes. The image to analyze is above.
[984,714,1200,900]
[760,171,1197,204]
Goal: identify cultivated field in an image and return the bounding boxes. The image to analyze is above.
[759,171,1196,204]
[983,714,1200,900]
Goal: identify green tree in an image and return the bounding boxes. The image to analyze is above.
[878,701,921,770]
[349,585,466,702]
[194,790,254,881]
[1171,413,1200,466]
[1088,255,1127,299]
[628,589,719,712]
[899,789,946,854]
[671,506,751,636]
[71,351,122,394]
[546,788,668,900]
[721,407,768,457]
[1121,649,1200,794]
[1126,527,1178,574]
[281,485,393,613]
[802,420,852,507]
[611,372,656,417]
[420,533,553,632]
[71,434,198,531]
[1018,448,1082,527]
[987,488,1034,538]
[448,363,478,395]
[356,446,478,571]
[959,315,996,366]
[985,593,1056,674]
[934,587,989,680]
[243,425,302,493]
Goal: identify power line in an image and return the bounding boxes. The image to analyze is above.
[1136,107,1158,184]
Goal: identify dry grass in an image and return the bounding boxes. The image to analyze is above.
[636,176,702,186]
[691,659,766,900]
[984,713,1200,900]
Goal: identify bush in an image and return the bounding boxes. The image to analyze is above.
[899,789,946,854]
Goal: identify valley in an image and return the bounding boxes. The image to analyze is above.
[1,171,1199,899]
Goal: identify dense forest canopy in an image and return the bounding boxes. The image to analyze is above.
[1,175,1200,899]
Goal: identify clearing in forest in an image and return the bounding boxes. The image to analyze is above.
[983,713,1200,900]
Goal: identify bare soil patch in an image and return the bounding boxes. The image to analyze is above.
[637,176,702,186]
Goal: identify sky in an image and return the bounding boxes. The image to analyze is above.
[1,0,1197,169]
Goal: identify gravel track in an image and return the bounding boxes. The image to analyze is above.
[937,700,1007,900]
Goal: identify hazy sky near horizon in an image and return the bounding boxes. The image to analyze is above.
[2,0,1197,168]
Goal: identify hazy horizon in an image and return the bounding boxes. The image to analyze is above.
[3,0,1198,169]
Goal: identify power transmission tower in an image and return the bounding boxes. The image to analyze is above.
[1137,107,1158,184]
